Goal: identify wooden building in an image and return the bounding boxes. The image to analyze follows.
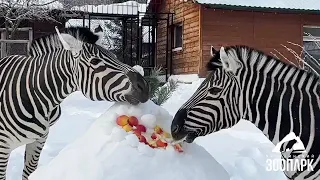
[0,10,70,57]
[147,0,320,77]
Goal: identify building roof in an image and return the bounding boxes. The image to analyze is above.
[194,0,320,12]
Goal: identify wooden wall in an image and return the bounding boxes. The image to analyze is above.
[0,18,66,56]
[199,7,320,77]
[156,0,201,74]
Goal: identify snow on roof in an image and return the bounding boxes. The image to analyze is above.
[195,0,320,11]
[38,0,64,9]
[71,1,147,14]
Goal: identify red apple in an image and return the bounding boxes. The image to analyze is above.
[128,116,139,126]
[139,135,147,144]
[116,115,129,126]
[135,124,146,133]
[132,129,141,136]
[151,133,158,140]
[156,139,168,148]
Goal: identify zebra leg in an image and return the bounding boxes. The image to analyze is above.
[0,145,11,180]
[22,106,61,180]
[22,135,48,180]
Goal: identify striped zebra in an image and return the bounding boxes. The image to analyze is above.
[171,45,320,179]
[0,26,149,180]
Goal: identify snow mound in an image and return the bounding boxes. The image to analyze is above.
[29,100,229,180]
[168,74,199,84]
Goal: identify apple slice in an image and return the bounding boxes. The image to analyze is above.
[156,139,168,148]
[154,125,163,134]
[122,124,133,132]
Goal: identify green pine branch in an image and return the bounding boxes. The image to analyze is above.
[144,66,178,106]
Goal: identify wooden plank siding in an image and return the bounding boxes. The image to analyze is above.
[155,0,201,74]
[199,7,320,77]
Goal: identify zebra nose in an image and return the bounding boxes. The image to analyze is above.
[126,71,150,103]
[171,109,188,140]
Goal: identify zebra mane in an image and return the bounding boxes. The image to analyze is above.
[29,27,99,56]
[207,45,299,71]
[207,45,320,84]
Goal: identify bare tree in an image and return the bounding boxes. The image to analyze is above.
[271,37,320,78]
[0,0,64,55]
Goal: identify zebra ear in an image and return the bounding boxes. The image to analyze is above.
[220,46,239,73]
[210,46,218,57]
[93,25,104,47]
[55,26,82,55]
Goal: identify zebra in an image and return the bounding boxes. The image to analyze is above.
[0,26,149,180]
[171,45,320,179]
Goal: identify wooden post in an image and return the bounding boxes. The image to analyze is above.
[27,28,33,53]
[1,31,7,58]
[0,27,33,58]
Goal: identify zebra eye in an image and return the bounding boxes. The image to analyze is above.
[208,87,222,94]
[91,58,101,65]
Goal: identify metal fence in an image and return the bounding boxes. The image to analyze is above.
[0,0,173,78]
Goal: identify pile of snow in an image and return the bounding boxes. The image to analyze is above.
[7,74,286,180]
[29,100,229,180]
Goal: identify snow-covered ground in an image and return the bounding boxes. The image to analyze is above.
[7,74,287,180]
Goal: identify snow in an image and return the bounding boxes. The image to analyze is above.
[65,19,117,50]
[6,74,287,180]
[38,0,63,9]
[168,74,200,84]
[142,26,155,43]
[140,114,157,128]
[29,100,230,180]
[133,65,145,76]
[195,0,320,11]
[71,1,147,15]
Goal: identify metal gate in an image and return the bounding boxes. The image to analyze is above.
[65,1,173,78]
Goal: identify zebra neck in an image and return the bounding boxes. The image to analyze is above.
[239,63,320,146]
[30,50,78,117]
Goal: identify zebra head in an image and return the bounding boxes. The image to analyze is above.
[55,26,149,105]
[171,46,243,143]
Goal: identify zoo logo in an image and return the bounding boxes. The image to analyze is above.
[266,132,314,172]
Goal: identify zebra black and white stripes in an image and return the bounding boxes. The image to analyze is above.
[171,45,320,179]
[0,26,149,180]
